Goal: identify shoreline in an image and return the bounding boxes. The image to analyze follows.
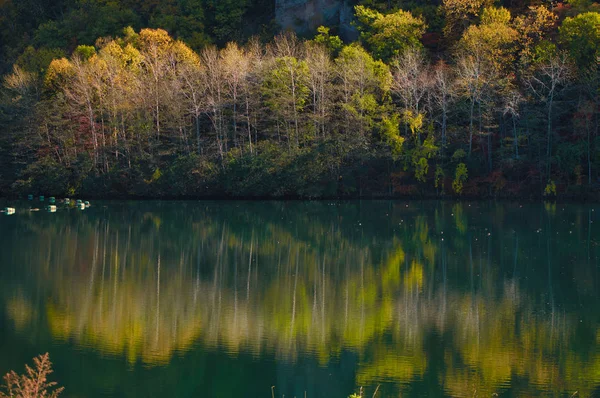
[2,194,600,203]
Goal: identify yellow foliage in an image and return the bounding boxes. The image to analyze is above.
[459,19,518,73]
[404,260,424,290]
[356,350,427,386]
[544,180,557,197]
[481,6,512,25]
[172,40,200,66]
[138,28,173,51]
[404,110,424,136]
[44,58,74,89]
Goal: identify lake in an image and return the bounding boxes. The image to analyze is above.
[0,200,599,397]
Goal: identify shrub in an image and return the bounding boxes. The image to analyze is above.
[0,353,63,398]
[452,163,468,194]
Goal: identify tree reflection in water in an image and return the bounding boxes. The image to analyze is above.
[0,201,599,397]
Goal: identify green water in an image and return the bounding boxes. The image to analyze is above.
[0,201,599,397]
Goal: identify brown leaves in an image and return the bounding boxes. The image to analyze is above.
[0,353,64,398]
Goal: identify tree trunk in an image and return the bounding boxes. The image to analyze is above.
[469,98,475,157]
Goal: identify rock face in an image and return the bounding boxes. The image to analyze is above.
[275,0,356,39]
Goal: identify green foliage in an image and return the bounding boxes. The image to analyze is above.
[380,114,405,160]
[458,7,518,73]
[16,47,66,77]
[205,0,248,43]
[313,26,343,54]
[422,129,437,156]
[531,40,559,65]
[415,157,429,182]
[354,5,426,61]
[412,5,444,32]
[544,180,557,196]
[149,168,162,184]
[12,157,72,196]
[559,12,600,74]
[452,149,466,162]
[2,4,600,199]
[566,0,595,11]
[452,163,468,194]
[262,55,311,146]
[404,110,424,139]
[33,2,140,50]
[335,43,392,140]
[74,45,96,60]
[442,0,492,40]
[263,57,310,112]
[434,165,445,189]
[480,6,511,25]
[0,0,272,74]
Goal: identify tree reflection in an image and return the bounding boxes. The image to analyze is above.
[1,201,599,396]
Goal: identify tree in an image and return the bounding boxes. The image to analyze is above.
[452,162,468,193]
[513,6,557,69]
[206,0,249,44]
[334,44,392,146]
[354,6,426,62]
[312,26,343,55]
[442,0,492,41]
[392,48,430,116]
[459,7,518,75]
[431,61,456,157]
[456,7,518,167]
[240,38,264,153]
[526,50,572,181]
[96,39,144,165]
[502,86,524,159]
[305,42,334,139]
[171,41,204,155]
[455,53,488,159]
[391,48,431,142]
[559,12,600,76]
[201,45,227,162]
[138,28,174,141]
[63,56,102,166]
[221,42,250,150]
[262,55,310,150]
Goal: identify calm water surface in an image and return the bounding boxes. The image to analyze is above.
[0,201,599,397]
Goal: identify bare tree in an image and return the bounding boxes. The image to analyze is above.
[221,42,251,151]
[502,88,524,159]
[138,29,174,141]
[526,53,571,179]
[179,50,206,155]
[392,48,430,116]
[431,61,456,157]
[242,38,265,153]
[456,54,487,158]
[66,57,100,167]
[201,46,227,163]
[305,42,334,140]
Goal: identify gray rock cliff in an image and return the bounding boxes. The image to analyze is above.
[275,0,357,39]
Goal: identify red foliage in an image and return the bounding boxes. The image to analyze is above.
[422,32,441,48]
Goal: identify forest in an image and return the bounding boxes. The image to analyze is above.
[1,0,600,198]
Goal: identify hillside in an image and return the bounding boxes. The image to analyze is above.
[1,0,600,199]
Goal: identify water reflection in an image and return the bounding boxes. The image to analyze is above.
[1,201,599,397]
